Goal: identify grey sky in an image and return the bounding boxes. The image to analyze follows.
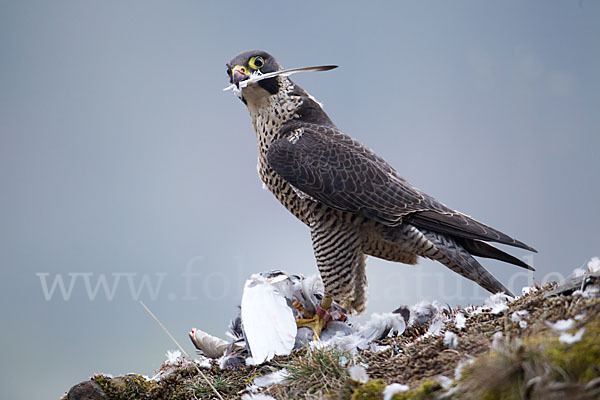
[1,1,598,398]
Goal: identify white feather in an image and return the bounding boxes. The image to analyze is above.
[253,368,290,387]
[241,394,277,400]
[510,310,529,329]
[559,328,585,344]
[546,319,575,332]
[241,274,297,364]
[165,350,181,365]
[223,65,338,91]
[454,312,466,329]
[587,256,600,273]
[484,293,512,314]
[443,331,459,349]
[348,365,369,383]
[383,383,409,400]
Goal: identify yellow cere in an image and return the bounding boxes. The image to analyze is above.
[232,65,248,75]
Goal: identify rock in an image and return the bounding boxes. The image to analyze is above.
[67,380,106,400]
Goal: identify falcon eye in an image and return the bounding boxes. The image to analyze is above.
[249,56,265,70]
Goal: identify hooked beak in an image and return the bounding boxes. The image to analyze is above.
[231,65,249,87]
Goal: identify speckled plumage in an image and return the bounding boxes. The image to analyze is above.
[226,50,536,314]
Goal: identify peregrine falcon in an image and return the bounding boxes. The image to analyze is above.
[225,50,536,317]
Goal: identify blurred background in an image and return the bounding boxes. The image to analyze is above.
[1,1,598,398]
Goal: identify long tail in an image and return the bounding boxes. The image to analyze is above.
[418,228,513,296]
[457,238,534,271]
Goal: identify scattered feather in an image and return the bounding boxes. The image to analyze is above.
[454,312,466,329]
[546,319,575,332]
[521,286,537,296]
[491,332,504,351]
[519,320,527,329]
[383,383,409,399]
[444,331,459,349]
[483,293,512,314]
[582,285,600,298]
[165,350,182,365]
[241,394,277,400]
[359,312,406,340]
[435,375,454,389]
[369,343,391,353]
[339,355,349,367]
[150,367,175,381]
[573,268,587,277]
[510,310,530,329]
[409,301,440,326]
[587,256,600,273]
[426,316,445,337]
[574,313,586,321]
[254,369,290,387]
[559,328,585,344]
[348,365,369,383]
[454,358,474,380]
[319,313,405,354]
[194,357,212,368]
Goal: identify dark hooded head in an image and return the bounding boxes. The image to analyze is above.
[226,50,282,96]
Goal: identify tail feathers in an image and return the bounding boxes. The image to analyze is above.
[420,229,513,296]
[408,210,537,252]
[458,239,535,271]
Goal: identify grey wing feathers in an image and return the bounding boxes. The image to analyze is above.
[267,123,445,225]
[268,122,535,253]
[406,211,537,252]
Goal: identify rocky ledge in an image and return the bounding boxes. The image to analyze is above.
[64,268,600,400]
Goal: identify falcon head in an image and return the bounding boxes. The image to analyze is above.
[226,50,283,102]
[225,50,338,105]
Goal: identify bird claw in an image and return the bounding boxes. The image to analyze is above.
[295,297,346,340]
[296,315,328,340]
[292,300,312,318]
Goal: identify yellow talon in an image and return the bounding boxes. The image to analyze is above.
[295,297,333,340]
[292,300,312,318]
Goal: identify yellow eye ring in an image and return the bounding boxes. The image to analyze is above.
[249,56,265,70]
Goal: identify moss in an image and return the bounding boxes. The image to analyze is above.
[92,374,154,399]
[350,379,386,400]
[391,379,442,400]
[545,315,600,383]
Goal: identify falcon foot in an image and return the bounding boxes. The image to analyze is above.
[294,297,345,340]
